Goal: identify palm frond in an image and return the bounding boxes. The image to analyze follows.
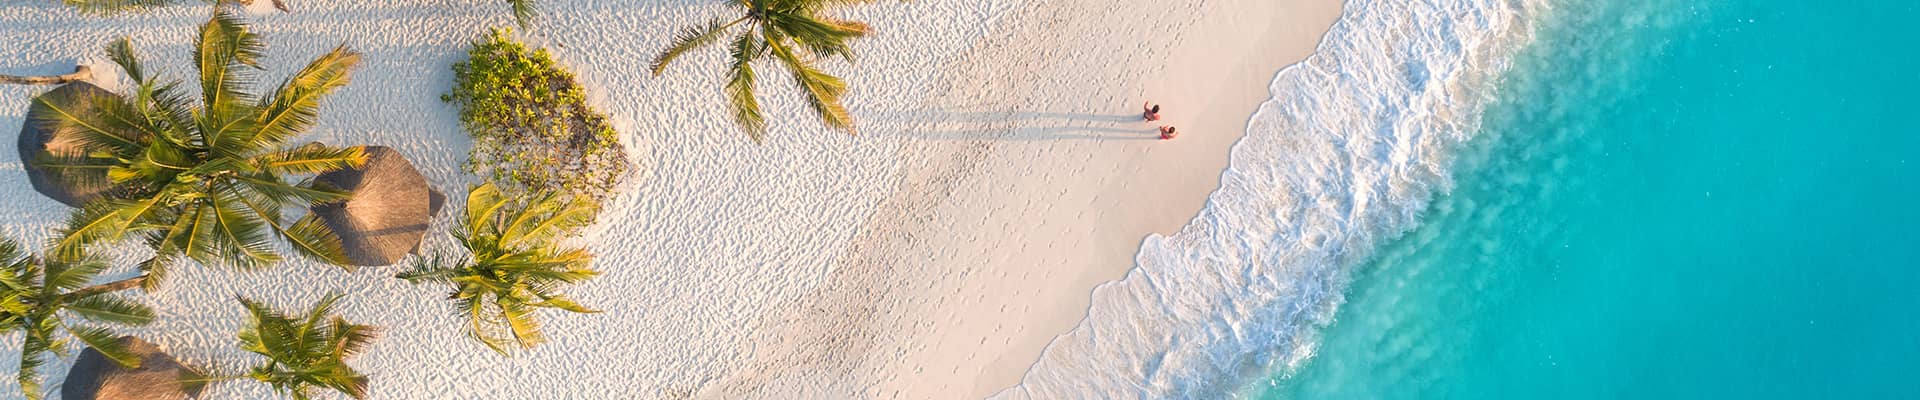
[17,332,49,400]
[530,293,597,314]
[233,175,353,207]
[237,294,374,400]
[459,297,513,355]
[153,204,220,273]
[134,254,174,292]
[410,183,601,355]
[493,248,594,280]
[395,252,467,284]
[29,153,117,196]
[507,0,537,29]
[280,214,351,267]
[252,143,367,176]
[726,34,768,140]
[650,17,742,76]
[499,303,544,350]
[42,258,108,293]
[51,197,162,262]
[767,11,869,61]
[326,316,378,359]
[463,183,510,236]
[497,193,595,251]
[106,38,147,83]
[28,86,148,158]
[143,79,200,146]
[208,191,283,270]
[253,46,361,151]
[66,324,141,368]
[196,9,266,152]
[766,39,855,133]
[64,294,156,326]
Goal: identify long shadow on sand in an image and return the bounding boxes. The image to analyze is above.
[877,108,1159,141]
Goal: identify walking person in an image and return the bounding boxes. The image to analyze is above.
[1159,126,1178,140]
[1143,102,1162,122]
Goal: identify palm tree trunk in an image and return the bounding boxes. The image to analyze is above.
[0,65,90,85]
[65,275,145,299]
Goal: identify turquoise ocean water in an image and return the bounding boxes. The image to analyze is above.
[1258,0,1920,398]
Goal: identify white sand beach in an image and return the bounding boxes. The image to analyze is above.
[0,0,1343,398]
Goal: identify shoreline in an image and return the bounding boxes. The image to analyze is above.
[697,0,1342,398]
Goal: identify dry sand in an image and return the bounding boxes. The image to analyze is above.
[699,0,1342,398]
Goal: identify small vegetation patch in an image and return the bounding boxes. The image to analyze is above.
[444,28,630,208]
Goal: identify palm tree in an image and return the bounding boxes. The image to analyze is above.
[650,0,896,141]
[397,183,599,355]
[0,239,154,400]
[31,10,367,287]
[235,293,378,400]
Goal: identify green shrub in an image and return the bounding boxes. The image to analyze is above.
[444,28,630,210]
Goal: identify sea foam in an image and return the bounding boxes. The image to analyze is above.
[994,0,1543,397]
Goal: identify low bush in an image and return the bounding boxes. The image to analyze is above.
[444,28,630,209]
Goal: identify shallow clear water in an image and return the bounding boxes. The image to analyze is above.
[1259,0,1920,398]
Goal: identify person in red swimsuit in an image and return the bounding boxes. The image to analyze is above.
[1159,126,1178,140]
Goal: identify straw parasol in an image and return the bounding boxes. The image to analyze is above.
[62,337,203,400]
[312,146,438,267]
[18,82,117,207]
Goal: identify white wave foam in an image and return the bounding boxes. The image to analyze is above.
[994,0,1543,397]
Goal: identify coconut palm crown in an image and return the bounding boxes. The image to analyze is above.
[650,0,897,141]
[31,10,367,287]
[236,293,378,400]
[397,183,599,355]
[0,239,155,400]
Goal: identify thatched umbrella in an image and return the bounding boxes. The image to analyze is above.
[313,146,438,267]
[62,336,203,400]
[18,81,117,207]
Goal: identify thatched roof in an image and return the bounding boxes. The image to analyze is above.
[62,336,203,400]
[18,82,117,208]
[313,146,438,266]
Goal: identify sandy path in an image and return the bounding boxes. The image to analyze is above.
[697,0,1342,398]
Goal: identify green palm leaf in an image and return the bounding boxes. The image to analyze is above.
[726,34,767,140]
[196,10,266,155]
[106,38,146,83]
[46,12,368,278]
[51,197,162,261]
[653,0,892,138]
[400,183,600,355]
[17,332,49,400]
[252,143,367,176]
[253,46,361,152]
[64,295,156,326]
[0,236,156,400]
[237,293,375,400]
[767,38,855,133]
[507,0,538,29]
[42,258,109,293]
[65,324,141,368]
[28,86,148,157]
[208,191,283,270]
[650,17,743,75]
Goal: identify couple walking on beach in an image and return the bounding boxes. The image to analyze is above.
[1145,102,1177,140]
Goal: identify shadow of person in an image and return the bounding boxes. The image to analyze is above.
[871,107,1155,141]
